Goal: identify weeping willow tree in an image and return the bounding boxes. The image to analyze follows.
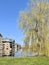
[18,0,49,56]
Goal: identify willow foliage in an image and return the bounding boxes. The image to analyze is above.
[18,0,49,56]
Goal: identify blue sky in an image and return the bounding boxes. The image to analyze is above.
[0,0,29,45]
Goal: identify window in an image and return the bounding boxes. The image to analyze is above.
[6,48,8,50]
[10,43,12,48]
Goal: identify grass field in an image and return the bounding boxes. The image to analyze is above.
[0,56,49,65]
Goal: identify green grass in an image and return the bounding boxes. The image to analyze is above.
[0,56,49,65]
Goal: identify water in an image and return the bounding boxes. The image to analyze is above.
[15,49,23,57]
[15,49,38,57]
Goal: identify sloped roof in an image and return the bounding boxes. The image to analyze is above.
[0,33,2,37]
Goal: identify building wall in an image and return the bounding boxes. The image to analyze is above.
[2,42,11,56]
[0,36,3,56]
[15,43,21,52]
[2,39,15,56]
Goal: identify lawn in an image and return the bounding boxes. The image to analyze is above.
[0,56,49,65]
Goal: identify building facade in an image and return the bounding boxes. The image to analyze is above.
[0,34,15,57]
[15,43,21,52]
[0,34,3,56]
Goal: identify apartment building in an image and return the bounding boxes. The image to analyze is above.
[2,38,15,56]
[15,43,21,52]
[0,34,15,57]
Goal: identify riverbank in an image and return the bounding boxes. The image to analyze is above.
[0,56,49,65]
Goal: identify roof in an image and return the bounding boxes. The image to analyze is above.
[0,33,2,37]
[2,38,15,42]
